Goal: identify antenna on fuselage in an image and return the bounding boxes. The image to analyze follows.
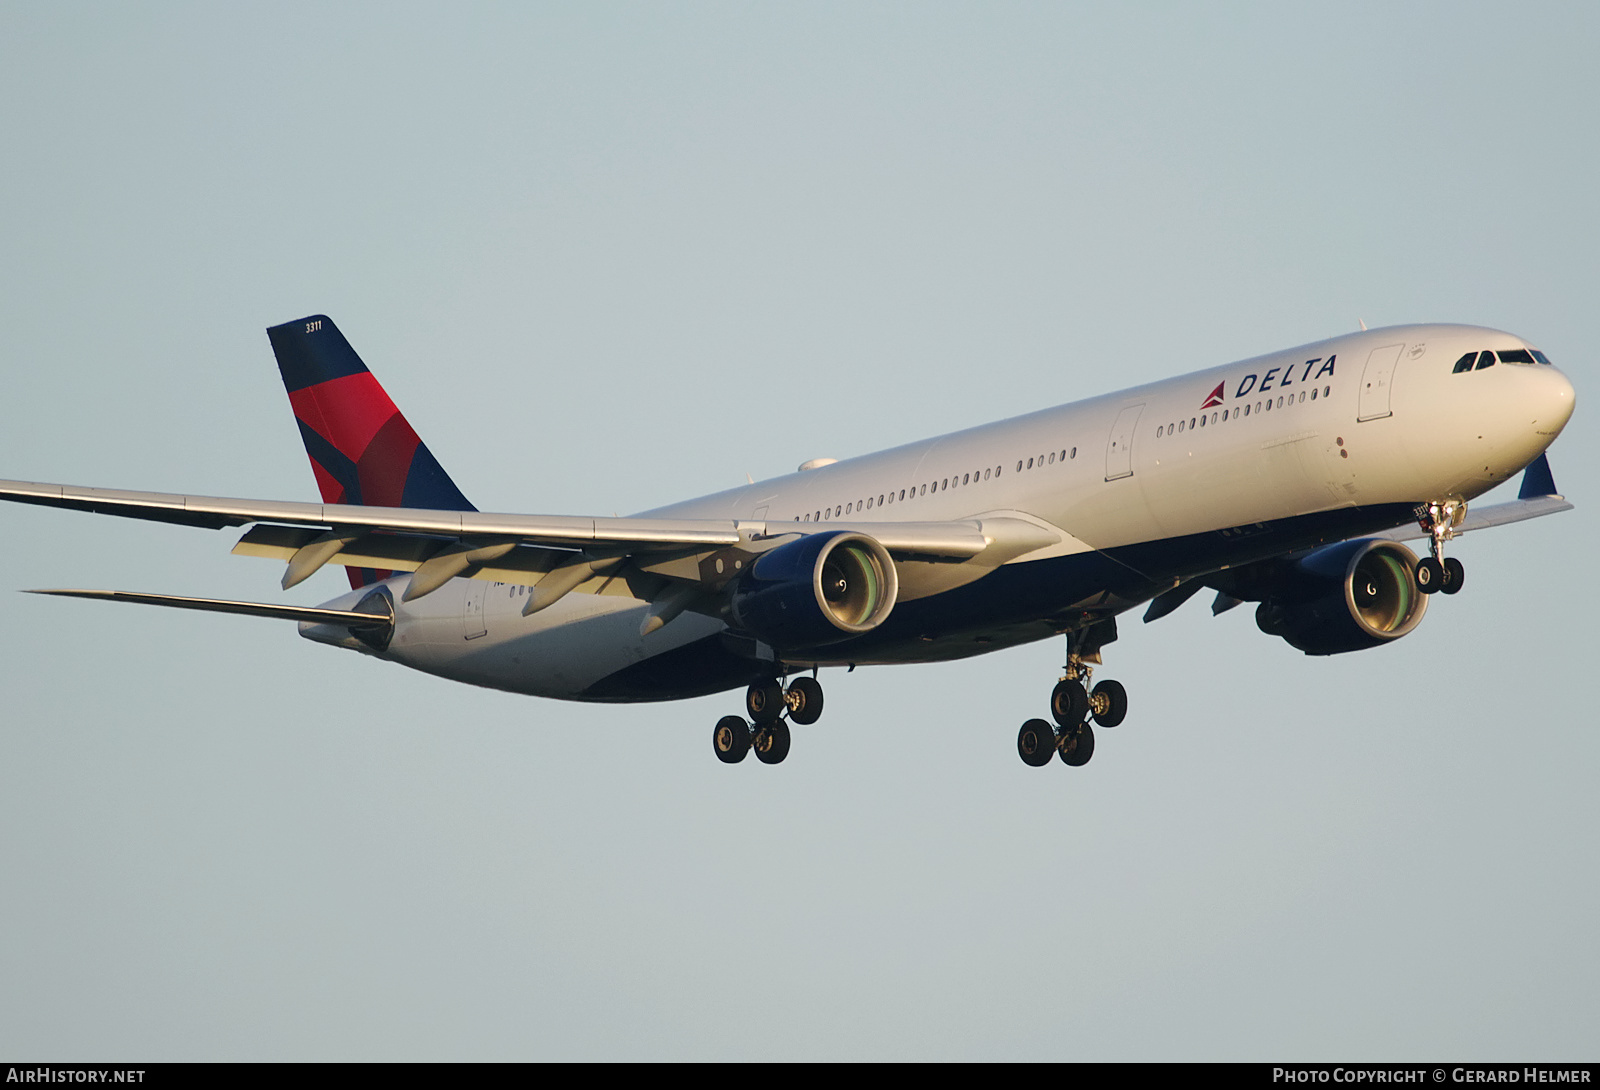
[1359,319,1368,331]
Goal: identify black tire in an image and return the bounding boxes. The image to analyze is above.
[1442,557,1465,595]
[753,721,792,764]
[1059,721,1095,767]
[1416,557,1443,594]
[713,716,750,764]
[746,680,785,723]
[1089,679,1128,728]
[787,677,824,725]
[1016,719,1057,767]
[1050,678,1089,728]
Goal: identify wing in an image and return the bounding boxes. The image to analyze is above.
[0,476,1004,617]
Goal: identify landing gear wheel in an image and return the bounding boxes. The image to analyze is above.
[786,677,824,725]
[1050,679,1089,728]
[753,721,791,765]
[1416,557,1444,594]
[1441,557,1465,595]
[713,716,751,764]
[1089,679,1127,728]
[1058,721,1095,767]
[746,680,785,723]
[1017,719,1057,767]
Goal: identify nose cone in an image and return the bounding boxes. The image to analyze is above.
[1534,365,1577,439]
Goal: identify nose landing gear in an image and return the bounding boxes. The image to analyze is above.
[1415,500,1467,596]
[711,674,824,765]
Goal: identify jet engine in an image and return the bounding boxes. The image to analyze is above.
[1251,539,1428,655]
[729,531,898,650]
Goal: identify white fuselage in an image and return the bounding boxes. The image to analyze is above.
[310,324,1574,701]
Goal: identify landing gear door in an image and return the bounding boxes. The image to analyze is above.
[1104,403,1144,481]
[1357,343,1405,422]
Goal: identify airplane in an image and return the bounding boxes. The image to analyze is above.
[0,316,1576,768]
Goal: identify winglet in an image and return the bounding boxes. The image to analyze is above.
[1518,453,1559,500]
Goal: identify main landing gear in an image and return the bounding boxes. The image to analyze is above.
[1017,623,1128,769]
[1414,499,1467,596]
[712,674,824,766]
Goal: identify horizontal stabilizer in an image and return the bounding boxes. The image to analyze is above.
[26,588,392,629]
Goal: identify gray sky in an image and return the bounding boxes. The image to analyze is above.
[1,2,1595,1060]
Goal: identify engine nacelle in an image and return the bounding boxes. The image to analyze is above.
[729,531,898,650]
[1253,539,1428,655]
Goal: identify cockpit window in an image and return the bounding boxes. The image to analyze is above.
[1454,347,1549,373]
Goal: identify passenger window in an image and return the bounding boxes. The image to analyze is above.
[1476,351,1496,370]
[1453,352,1476,374]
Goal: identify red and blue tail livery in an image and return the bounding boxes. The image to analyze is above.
[267,315,475,587]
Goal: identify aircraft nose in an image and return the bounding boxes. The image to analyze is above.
[1532,365,1577,437]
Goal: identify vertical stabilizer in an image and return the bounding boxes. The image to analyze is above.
[267,314,475,587]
